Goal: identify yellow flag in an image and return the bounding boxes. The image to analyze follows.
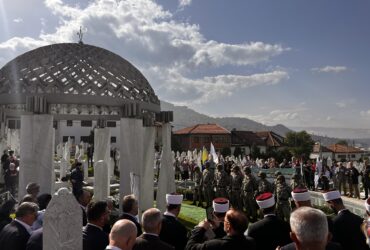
[202,146,208,165]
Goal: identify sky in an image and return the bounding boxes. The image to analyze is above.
[0,0,370,130]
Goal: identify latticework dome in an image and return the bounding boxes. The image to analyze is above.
[0,43,159,109]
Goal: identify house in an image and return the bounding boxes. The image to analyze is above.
[255,131,285,150]
[231,130,267,155]
[310,143,334,160]
[327,144,364,161]
[172,124,231,151]
[310,143,365,161]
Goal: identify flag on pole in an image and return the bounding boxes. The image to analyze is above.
[210,142,219,164]
[202,146,208,165]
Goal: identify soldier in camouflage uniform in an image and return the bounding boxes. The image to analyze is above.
[214,164,230,199]
[242,166,258,221]
[273,171,282,195]
[290,173,304,190]
[192,166,203,206]
[201,162,215,208]
[229,165,243,210]
[275,175,292,221]
[257,171,274,195]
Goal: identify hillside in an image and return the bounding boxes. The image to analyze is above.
[161,101,292,136]
[160,101,358,146]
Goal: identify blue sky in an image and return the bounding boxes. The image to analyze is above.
[0,0,370,129]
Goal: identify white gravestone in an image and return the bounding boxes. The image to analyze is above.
[83,160,88,181]
[157,123,175,212]
[141,126,155,212]
[119,118,143,209]
[94,160,109,201]
[109,157,115,179]
[43,188,82,250]
[19,115,54,198]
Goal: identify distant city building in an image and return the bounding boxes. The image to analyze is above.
[172,124,231,151]
[230,130,267,155]
[255,131,285,149]
[310,143,365,161]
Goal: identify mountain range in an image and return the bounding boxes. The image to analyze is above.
[161,101,370,148]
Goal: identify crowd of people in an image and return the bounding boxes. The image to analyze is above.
[2,182,370,250]
[175,154,370,208]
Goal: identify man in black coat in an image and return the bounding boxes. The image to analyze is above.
[119,194,142,236]
[26,227,43,250]
[159,193,188,250]
[247,192,291,250]
[83,201,110,250]
[186,209,256,250]
[77,190,91,226]
[323,190,368,250]
[134,208,174,250]
[0,202,39,250]
[70,162,84,196]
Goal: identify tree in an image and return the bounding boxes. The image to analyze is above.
[251,144,261,159]
[233,146,242,157]
[221,147,231,157]
[336,140,348,146]
[285,131,314,160]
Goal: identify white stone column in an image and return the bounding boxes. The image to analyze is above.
[19,115,54,199]
[93,128,111,171]
[43,188,82,250]
[119,118,143,206]
[94,160,109,201]
[141,126,155,213]
[157,123,175,212]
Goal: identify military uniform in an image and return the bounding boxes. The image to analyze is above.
[276,180,292,221]
[214,169,230,199]
[193,169,203,206]
[229,171,243,210]
[202,168,215,207]
[257,173,274,195]
[335,165,346,194]
[242,167,258,219]
[242,174,258,220]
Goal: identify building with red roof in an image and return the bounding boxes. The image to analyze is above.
[172,124,231,151]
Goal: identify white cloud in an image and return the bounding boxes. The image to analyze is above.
[233,105,308,126]
[360,110,370,118]
[179,0,192,8]
[13,18,23,23]
[0,0,288,104]
[156,70,289,104]
[335,99,355,108]
[311,65,348,73]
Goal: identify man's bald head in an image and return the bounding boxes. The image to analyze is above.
[109,219,137,250]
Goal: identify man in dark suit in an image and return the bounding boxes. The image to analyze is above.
[247,192,291,250]
[0,202,39,250]
[105,219,137,250]
[159,193,188,250]
[134,208,174,250]
[119,194,142,236]
[83,201,110,250]
[77,189,92,226]
[323,190,368,250]
[26,227,43,250]
[186,209,256,250]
